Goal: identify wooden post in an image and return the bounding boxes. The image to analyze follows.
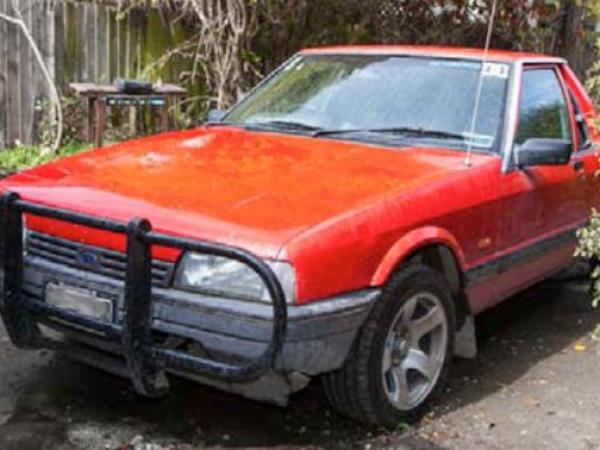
[86,97,95,142]
[94,98,106,148]
[160,97,169,131]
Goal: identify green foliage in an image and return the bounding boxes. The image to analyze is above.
[585,58,600,106]
[587,0,600,17]
[580,4,600,314]
[250,0,561,76]
[0,142,90,175]
[576,211,600,308]
[36,95,86,150]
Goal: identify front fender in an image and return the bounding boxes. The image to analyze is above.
[371,226,466,286]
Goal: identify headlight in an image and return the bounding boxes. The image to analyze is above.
[174,252,296,304]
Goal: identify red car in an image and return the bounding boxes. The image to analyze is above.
[0,46,597,427]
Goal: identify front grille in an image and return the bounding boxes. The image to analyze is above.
[26,232,174,287]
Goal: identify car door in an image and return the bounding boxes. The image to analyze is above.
[563,80,600,214]
[490,65,582,305]
[504,65,583,239]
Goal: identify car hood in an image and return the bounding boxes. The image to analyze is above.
[2,127,488,259]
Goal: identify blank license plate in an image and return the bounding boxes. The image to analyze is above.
[45,283,113,322]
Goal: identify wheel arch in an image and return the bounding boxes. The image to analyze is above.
[371,227,470,323]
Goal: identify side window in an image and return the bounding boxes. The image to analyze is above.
[516,69,572,145]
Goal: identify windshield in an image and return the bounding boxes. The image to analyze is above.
[225,54,510,151]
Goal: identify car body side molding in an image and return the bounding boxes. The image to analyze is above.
[464,225,581,285]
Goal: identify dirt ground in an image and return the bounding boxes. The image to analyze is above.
[0,278,598,450]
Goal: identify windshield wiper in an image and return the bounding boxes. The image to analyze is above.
[246,120,323,133]
[205,120,322,134]
[313,126,466,141]
[205,120,240,128]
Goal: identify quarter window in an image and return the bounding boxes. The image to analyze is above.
[516,69,572,144]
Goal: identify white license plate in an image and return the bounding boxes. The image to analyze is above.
[45,283,113,322]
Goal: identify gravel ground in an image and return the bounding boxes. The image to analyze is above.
[0,278,598,450]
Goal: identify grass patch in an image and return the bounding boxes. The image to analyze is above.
[0,142,91,175]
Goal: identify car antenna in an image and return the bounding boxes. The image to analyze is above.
[465,0,498,167]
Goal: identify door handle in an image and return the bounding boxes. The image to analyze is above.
[572,160,584,172]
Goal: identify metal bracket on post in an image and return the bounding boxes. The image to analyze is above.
[0,192,39,348]
[122,218,169,397]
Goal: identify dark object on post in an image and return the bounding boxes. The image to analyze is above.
[114,79,153,95]
[515,139,572,167]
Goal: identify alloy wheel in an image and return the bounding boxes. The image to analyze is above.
[381,292,448,410]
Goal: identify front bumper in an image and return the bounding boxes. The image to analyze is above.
[0,193,379,404]
[24,257,378,375]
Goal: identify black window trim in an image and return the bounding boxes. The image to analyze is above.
[568,90,593,151]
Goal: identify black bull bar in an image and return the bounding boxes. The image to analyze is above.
[0,192,288,397]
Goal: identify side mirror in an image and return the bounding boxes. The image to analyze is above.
[515,139,572,168]
[207,109,226,123]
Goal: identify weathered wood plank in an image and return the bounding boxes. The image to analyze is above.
[124,12,131,78]
[74,2,87,81]
[32,0,47,93]
[0,0,7,149]
[115,9,121,78]
[18,0,31,143]
[84,2,94,82]
[53,0,65,91]
[6,1,20,146]
[19,0,34,145]
[133,9,143,78]
[96,4,108,83]
[31,0,47,142]
[106,7,114,82]
[61,2,77,87]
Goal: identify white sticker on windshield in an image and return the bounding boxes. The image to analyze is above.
[482,63,509,79]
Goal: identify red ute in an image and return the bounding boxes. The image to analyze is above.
[0,46,597,426]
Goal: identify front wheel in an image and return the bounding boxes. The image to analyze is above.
[323,265,455,427]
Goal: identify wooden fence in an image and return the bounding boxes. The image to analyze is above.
[0,0,188,149]
[0,0,53,149]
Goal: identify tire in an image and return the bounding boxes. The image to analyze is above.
[323,265,456,427]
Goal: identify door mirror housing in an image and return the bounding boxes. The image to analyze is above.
[515,139,572,168]
[207,109,226,123]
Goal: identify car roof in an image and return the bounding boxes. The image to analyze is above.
[300,45,566,64]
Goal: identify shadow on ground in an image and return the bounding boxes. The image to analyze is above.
[0,279,595,449]
[442,279,596,413]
